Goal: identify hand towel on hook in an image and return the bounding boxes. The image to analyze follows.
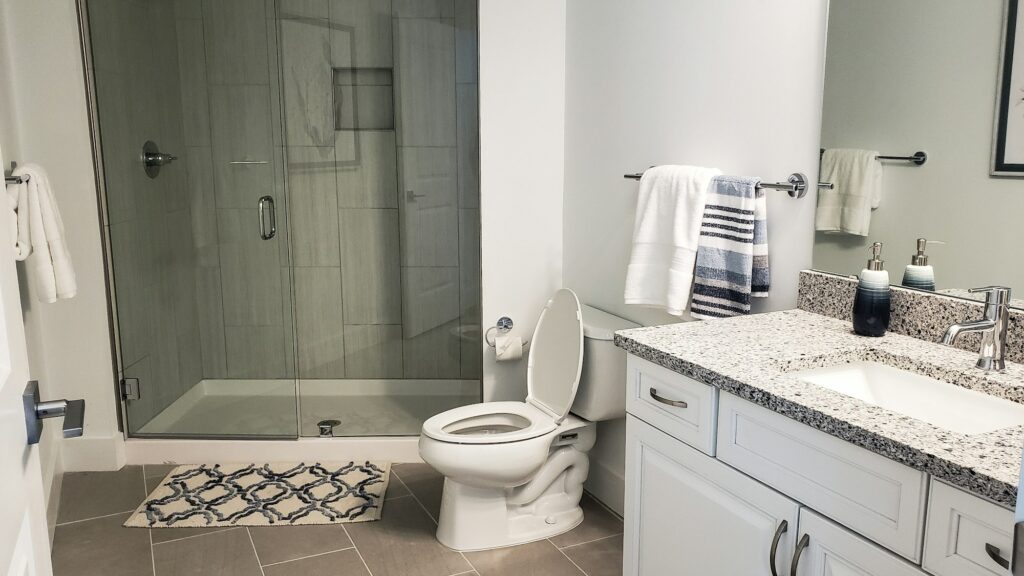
[8,164,77,302]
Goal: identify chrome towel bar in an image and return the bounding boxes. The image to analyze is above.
[623,171,820,199]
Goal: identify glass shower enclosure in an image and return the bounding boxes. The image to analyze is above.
[85,0,481,438]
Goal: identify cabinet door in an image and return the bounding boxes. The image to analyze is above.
[625,415,800,576]
[793,508,927,576]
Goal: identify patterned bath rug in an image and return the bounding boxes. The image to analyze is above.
[124,461,390,528]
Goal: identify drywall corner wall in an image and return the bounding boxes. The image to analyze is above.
[478,0,566,402]
[563,0,829,514]
[0,0,123,476]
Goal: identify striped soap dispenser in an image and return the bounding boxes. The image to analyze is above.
[852,242,891,337]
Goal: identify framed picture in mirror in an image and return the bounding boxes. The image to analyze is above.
[993,0,1024,175]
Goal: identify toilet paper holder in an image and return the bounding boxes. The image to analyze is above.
[485,317,530,349]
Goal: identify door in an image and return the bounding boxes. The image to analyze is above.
[624,415,800,576]
[793,509,926,576]
[0,145,52,574]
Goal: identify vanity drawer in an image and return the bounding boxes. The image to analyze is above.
[922,480,1014,576]
[625,356,718,455]
[716,392,928,562]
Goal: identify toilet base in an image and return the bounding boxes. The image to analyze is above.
[435,478,585,551]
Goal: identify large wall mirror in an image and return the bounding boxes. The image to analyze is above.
[814,0,1024,307]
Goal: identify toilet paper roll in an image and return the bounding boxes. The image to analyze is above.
[494,335,523,361]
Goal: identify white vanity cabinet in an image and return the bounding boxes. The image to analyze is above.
[625,415,800,576]
[623,353,1013,576]
[794,509,927,576]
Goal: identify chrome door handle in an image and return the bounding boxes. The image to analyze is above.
[987,543,1011,570]
[23,381,85,445]
[649,388,687,408]
[769,520,788,576]
[790,534,810,576]
[258,195,276,240]
[143,152,177,167]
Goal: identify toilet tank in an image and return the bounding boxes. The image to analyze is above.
[571,305,640,421]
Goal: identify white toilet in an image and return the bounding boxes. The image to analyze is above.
[418,289,638,551]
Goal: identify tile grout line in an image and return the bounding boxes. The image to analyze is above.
[551,540,590,576]
[55,509,137,527]
[341,524,375,576]
[245,528,267,576]
[259,545,356,568]
[144,466,156,576]
[150,527,241,546]
[556,532,624,550]
[392,467,477,575]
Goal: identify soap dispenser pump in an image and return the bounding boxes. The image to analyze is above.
[853,242,891,337]
[901,238,941,291]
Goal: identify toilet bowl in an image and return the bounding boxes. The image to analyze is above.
[418,289,638,551]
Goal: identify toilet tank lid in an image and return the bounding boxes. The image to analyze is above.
[581,305,640,341]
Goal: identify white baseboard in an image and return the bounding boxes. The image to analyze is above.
[125,436,424,465]
[585,456,625,517]
[61,434,126,472]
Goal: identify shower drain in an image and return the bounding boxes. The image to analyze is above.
[317,419,342,437]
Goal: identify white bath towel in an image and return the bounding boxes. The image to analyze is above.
[7,164,77,302]
[624,165,722,316]
[815,149,883,236]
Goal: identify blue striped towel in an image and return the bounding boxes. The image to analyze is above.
[690,175,769,319]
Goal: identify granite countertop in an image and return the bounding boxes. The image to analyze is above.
[614,308,1024,507]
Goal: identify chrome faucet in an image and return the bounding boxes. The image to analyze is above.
[941,286,1011,372]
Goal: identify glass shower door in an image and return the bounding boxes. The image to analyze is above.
[276,0,482,437]
[87,0,299,437]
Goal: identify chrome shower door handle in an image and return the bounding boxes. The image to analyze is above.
[258,195,276,240]
[23,380,85,445]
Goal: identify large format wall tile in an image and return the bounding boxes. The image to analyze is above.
[339,209,402,324]
[403,319,461,378]
[196,267,227,378]
[202,0,269,85]
[343,325,403,378]
[399,147,459,267]
[286,146,341,266]
[456,83,478,209]
[335,130,399,208]
[394,17,456,147]
[280,18,334,147]
[175,18,211,146]
[454,0,477,84]
[459,208,481,378]
[186,148,219,267]
[293,267,346,378]
[329,0,393,69]
[210,85,275,208]
[225,326,287,378]
[402,266,460,338]
[278,0,329,19]
[217,209,284,327]
[392,0,454,19]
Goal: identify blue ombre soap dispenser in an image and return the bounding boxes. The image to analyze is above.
[901,238,940,291]
[853,242,891,337]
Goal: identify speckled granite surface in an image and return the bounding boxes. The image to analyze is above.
[798,270,1024,364]
[615,309,1024,508]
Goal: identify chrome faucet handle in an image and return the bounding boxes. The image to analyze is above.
[969,286,1012,315]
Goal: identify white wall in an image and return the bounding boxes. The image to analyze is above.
[478,0,566,402]
[563,0,829,513]
[0,0,124,489]
[814,0,1024,293]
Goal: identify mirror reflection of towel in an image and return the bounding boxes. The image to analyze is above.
[815,149,882,237]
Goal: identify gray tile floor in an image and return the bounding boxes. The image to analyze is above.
[52,464,623,576]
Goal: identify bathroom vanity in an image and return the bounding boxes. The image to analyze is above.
[615,306,1021,576]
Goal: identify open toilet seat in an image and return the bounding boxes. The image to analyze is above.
[421,401,558,445]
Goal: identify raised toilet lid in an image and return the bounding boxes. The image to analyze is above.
[526,289,584,423]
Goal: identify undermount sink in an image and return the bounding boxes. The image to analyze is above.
[792,361,1024,435]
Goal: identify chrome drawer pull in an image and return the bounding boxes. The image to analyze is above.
[649,388,687,408]
[790,534,810,576]
[769,519,788,576]
[986,543,1010,569]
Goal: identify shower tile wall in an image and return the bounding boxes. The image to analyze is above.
[88,0,205,432]
[174,0,296,381]
[177,0,480,383]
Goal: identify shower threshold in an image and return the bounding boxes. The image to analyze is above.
[136,378,480,438]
